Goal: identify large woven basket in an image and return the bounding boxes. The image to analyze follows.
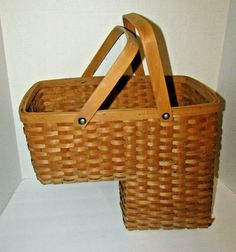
[19,13,221,230]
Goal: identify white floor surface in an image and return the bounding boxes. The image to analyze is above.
[0,178,235,252]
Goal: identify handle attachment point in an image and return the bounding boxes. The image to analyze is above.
[78,117,87,125]
[162,113,170,120]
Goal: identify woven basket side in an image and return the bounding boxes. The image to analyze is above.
[175,82,208,106]
[120,112,218,230]
[23,119,159,184]
[30,83,99,113]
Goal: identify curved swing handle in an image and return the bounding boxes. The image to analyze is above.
[77,26,139,127]
[123,13,173,120]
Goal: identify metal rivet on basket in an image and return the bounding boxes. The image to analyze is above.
[78,117,87,125]
[162,113,170,120]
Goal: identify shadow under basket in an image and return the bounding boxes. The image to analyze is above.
[19,75,221,230]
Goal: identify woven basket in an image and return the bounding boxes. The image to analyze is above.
[19,13,221,230]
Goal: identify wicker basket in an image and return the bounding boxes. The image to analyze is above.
[19,13,221,230]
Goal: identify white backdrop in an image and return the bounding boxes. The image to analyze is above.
[0,19,21,214]
[217,0,236,193]
[0,0,229,178]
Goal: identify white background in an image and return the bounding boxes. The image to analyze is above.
[0,1,236,251]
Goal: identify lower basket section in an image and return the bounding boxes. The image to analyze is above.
[119,178,213,230]
[23,113,217,229]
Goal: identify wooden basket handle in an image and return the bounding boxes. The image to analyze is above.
[123,13,173,120]
[77,26,139,127]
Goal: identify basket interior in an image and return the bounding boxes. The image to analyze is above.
[28,76,210,113]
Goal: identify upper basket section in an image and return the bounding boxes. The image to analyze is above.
[19,13,221,126]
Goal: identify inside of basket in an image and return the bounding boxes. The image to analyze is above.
[27,76,211,113]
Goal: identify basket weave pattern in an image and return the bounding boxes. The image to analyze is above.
[20,14,221,230]
[22,77,218,229]
[119,113,217,229]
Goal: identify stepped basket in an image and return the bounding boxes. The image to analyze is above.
[19,13,221,230]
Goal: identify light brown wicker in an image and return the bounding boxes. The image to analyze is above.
[19,13,221,230]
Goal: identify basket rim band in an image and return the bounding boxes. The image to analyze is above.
[19,75,221,124]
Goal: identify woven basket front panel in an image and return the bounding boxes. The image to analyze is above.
[23,120,141,183]
[120,112,218,230]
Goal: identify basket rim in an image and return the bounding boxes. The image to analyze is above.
[19,75,221,124]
